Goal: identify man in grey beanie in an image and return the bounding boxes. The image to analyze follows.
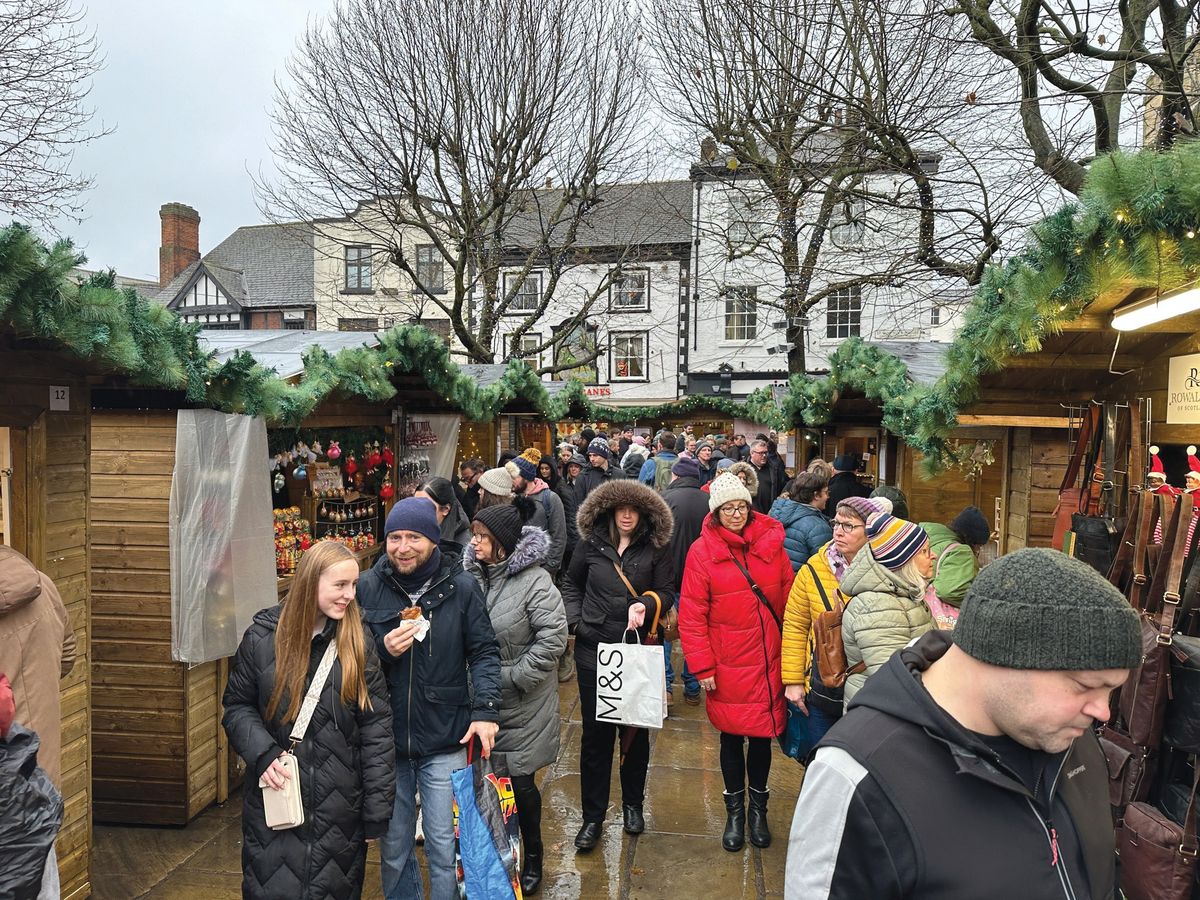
[786,548,1139,900]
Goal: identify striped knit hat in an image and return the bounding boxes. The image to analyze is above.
[866,512,929,570]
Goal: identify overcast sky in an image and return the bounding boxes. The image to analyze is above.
[48,0,332,283]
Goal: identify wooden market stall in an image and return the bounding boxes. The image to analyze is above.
[85,331,411,826]
[0,337,93,899]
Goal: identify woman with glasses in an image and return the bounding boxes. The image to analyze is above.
[781,497,880,745]
[679,472,794,853]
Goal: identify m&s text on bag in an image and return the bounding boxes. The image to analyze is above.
[595,646,624,724]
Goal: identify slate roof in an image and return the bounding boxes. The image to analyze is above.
[459,363,572,397]
[502,180,694,250]
[158,223,315,310]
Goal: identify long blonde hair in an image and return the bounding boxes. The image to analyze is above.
[267,541,372,723]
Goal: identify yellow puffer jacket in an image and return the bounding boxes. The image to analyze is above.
[781,542,840,688]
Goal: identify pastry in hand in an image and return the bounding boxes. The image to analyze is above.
[401,606,423,621]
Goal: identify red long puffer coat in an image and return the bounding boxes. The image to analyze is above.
[679,513,794,738]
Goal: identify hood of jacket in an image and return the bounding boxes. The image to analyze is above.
[522,477,551,497]
[664,475,702,493]
[840,545,922,601]
[623,445,649,462]
[575,478,673,550]
[0,546,41,614]
[462,525,550,579]
[920,521,959,548]
[769,496,823,527]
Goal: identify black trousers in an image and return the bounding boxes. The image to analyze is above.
[719,732,772,794]
[576,655,650,823]
[510,773,542,854]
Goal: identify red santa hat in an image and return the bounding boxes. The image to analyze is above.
[1149,445,1166,481]
[1187,446,1200,484]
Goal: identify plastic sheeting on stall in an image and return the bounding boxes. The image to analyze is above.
[421,413,461,479]
[170,410,276,664]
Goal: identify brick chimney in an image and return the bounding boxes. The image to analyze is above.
[159,202,200,287]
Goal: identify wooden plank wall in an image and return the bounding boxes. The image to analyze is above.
[0,362,93,899]
[1006,429,1032,553]
[90,409,221,824]
[1023,428,1069,550]
[900,438,1006,529]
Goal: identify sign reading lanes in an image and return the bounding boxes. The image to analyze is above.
[1168,352,1200,424]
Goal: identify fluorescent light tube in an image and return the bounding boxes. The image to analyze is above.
[1111,286,1200,331]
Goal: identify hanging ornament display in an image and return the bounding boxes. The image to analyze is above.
[345,453,358,476]
[382,446,394,467]
[327,441,342,460]
[273,471,285,493]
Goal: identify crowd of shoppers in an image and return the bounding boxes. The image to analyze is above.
[72,423,1111,900]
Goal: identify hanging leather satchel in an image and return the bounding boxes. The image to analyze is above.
[1071,403,1128,574]
[1053,405,1101,552]
[1165,632,1200,753]
[1117,765,1200,900]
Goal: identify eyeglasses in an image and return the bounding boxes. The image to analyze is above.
[751,449,766,455]
[831,519,864,532]
[720,504,750,517]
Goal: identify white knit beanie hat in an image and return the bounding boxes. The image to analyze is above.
[708,472,753,512]
[478,466,514,498]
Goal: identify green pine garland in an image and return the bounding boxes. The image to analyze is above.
[5,143,1200,472]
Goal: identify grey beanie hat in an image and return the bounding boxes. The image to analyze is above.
[954,548,1141,671]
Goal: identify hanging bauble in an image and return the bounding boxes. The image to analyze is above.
[327,441,342,460]
[382,447,394,467]
[274,471,285,492]
[345,454,358,476]
[294,463,307,480]
[380,480,395,500]
[367,450,382,469]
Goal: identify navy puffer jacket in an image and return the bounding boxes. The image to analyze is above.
[769,497,834,572]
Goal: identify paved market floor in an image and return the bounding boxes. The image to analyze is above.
[92,666,803,899]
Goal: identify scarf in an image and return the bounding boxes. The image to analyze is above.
[826,543,850,582]
[391,546,443,601]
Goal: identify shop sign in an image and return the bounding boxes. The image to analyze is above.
[584,385,612,397]
[1168,352,1200,423]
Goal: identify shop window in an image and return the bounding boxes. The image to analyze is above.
[345,245,373,291]
[338,317,379,332]
[503,271,541,313]
[930,303,942,327]
[610,331,648,381]
[723,287,758,340]
[552,320,599,383]
[609,268,649,312]
[415,244,444,293]
[830,195,867,248]
[826,285,862,339]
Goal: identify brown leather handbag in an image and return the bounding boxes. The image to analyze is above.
[612,562,676,642]
[1118,766,1200,900]
[1053,405,1103,552]
[811,585,865,689]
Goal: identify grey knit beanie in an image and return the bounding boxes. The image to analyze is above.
[954,548,1141,671]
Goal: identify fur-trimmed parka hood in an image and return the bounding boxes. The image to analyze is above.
[728,461,759,495]
[575,479,673,550]
[463,525,550,578]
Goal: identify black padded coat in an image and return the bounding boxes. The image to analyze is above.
[222,607,395,900]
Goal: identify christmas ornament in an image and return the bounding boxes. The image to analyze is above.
[327,441,342,460]
[345,453,358,476]
[274,471,285,492]
[382,446,394,467]
[294,463,307,480]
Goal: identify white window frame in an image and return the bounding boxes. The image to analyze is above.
[609,331,649,382]
[723,286,758,341]
[609,268,650,312]
[414,244,444,293]
[930,303,941,327]
[826,285,862,339]
[511,332,541,368]
[503,270,541,314]
[830,195,867,249]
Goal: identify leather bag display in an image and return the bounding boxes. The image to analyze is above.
[1053,405,1103,552]
[1117,766,1200,900]
[1165,633,1200,754]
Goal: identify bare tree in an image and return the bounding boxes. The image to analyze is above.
[0,0,106,225]
[259,0,649,369]
[650,0,1052,374]
[947,0,1200,194]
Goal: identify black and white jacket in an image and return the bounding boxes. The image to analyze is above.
[785,630,1118,900]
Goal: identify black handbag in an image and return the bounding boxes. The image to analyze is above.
[1071,403,1128,575]
[1166,635,1200,754]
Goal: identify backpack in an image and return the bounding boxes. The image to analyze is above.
[807,563,866,689]
[652,457,674,493]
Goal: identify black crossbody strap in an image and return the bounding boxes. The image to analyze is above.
[806,563,833,612]
[732,553,782,629]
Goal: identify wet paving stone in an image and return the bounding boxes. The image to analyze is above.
[92,679,803,898]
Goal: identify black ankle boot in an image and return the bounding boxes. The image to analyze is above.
[622,803,645,835]
[722,791,746,851]
[521,845,543,894]
[747,788,771,848]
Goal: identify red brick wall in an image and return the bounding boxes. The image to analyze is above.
[159,203,200,287]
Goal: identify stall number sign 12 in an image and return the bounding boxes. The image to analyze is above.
[49,386,69,411]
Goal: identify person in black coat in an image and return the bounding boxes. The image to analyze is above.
[663,457,709,703]
[575,439,627,501]
[561,479,675,852]
[356,498,502,900]
[223,541,395,900]
[826,453,871,511]
[747,440,785,514]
